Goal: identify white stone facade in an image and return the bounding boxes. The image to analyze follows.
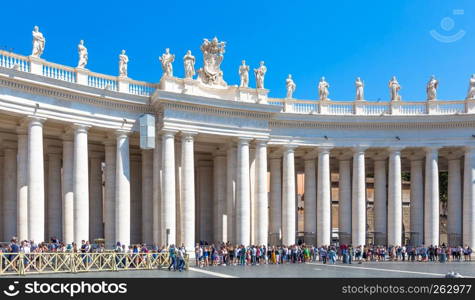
[0,39,474,251]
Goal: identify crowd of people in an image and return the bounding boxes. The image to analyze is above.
[193,243,473,267]
[1,237,473,271]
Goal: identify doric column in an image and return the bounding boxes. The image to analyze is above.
[269,154,282,246]
[447,156,462,246]
[0,151,3,240]
[89,151,104,240]
[181,132,196,252]
[226,143,237,244]
[141,149,154,245]
[236,137,251,246]
[388,147,402,246]
[410,158,424,246]
[62,135,74,244]
[3,142,17,240]
[303,153,317,245]
[373,158,387,245]
[130,153,141,244]
[424,147,439,246]
[152,130,162,245]
[115,130,131,246]
[103,139,116,248]
[213,150,227,243]
[255,140,268,246]
[73,124,90,244]
[17,130,28,241]
[47,147,62,240]
[161,130,177,246]
[338,159,352,245]
[317,147,331,246]
[198,160,212,242]
[352,147,367,247]
[282,145,296,246]
[27,116,46,243]
[175,142,182,246]
[463,146,475,247]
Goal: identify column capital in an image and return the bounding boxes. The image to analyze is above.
[303,149,318,160]
[103,137,116,147]
[180,130,198,138]
[255,138,269,146]
[463,145,475,152]
[283,144,298,151]
[16,125,28,135]
[72,123,92,133]
[160,129,179,137]
[47,145,62,156]
[317,146,332,154]
[25,115,47,127]
[213,146,227,157]
[388,146,404,153]
[115,129,132,138]
[352,146,368,154]
[235,136,253,144]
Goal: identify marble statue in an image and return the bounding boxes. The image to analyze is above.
[31,26,45,58]
[286,74,296,98]
[183,50,196,79]
[119,50,129,77]
[77,40,88,69]
[197,37,227,86]
[466,74,475,100]
[254,61,267,89]
[355,77,364,101]
[159,48,175,77]
[389,76,401,101]
[318,77,330,100]
[426,75,438,100]
[239,60,249,88]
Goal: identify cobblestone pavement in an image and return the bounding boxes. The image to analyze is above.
[8,261,475,278]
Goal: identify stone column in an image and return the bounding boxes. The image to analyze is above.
[269,156,282,246]
[115,131,131,246]
[3,143,17,240]
[47,148,62,240]
[73,124,90,244]
[424,147,439,246]
[317,147,331,246]
[181,132,195,252]
[175,142,182,246]
[410,159,424,247]
[352,147,366,247]
[27,116,46,243]
[198,160,213,242]
[89,151,104,240]
[338,159,352,245]
[236,138,251,246]
[463,146,475,247]
[282,145,296,246]
[0,152,3,241]
[447,157,462,246]
[388,148,402,246]
[153,131,162,245]
[304,154,316,245]
[161,130,177,246]
[104,139,116,248]
[255,140,268,246]
[213,150,227,243]
[130,154,141,244]
[17,130,28,241]
[141,149,154,245]
[226,144,237,244]
[62,136,74,244]
[373,158,387,245]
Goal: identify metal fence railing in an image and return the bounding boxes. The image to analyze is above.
[0,252,189,276]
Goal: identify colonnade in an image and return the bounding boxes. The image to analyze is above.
[1,120,475,253]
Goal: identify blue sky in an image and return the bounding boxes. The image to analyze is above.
[1,0,474,101]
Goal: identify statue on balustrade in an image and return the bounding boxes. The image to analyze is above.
[389,76,401,101]
[318,77,330,100]
[31,26,45,58]
[119,50,129,77]
[159,48,175,77]
[197,37,227,86]
[466,74,475,100]
[77,40,88,69]
[355,77,364,101]
[426,75,438,100]
[183,50,195,79]
[254,61,267,89]
[239,60,249,88]
[286,74,296,98]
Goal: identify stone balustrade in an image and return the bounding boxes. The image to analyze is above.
[1,49,474,115]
